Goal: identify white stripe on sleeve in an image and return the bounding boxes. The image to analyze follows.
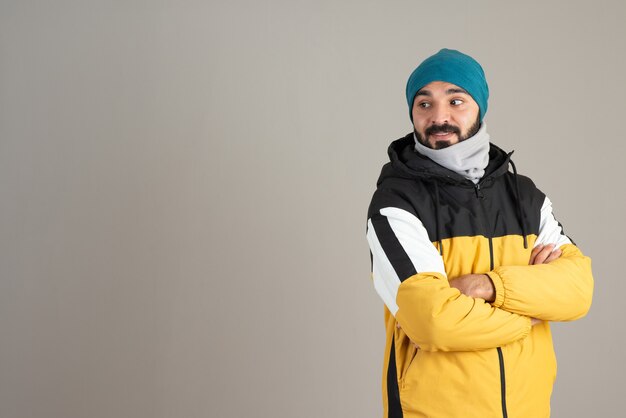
[367,207,446,316]
[367,218,401,315]
[381,207,447,275]
[535,196,572,249]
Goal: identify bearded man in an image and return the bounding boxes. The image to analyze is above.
[366,48,594,418]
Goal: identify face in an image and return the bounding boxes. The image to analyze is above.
[412,81,481,150]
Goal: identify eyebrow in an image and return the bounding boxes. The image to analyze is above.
[415,87,469,97]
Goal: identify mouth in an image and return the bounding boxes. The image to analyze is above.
[429,132,456,140]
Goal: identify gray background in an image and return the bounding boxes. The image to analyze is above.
[1,1,623,417]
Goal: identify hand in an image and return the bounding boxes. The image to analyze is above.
[449,274,495,302]
[529,244,561,265]
[530,317,542,326]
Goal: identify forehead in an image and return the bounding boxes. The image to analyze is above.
[416,81,469,97]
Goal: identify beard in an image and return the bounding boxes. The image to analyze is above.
[415,116,481,150]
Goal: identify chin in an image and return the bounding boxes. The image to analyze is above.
[433,141,454,150]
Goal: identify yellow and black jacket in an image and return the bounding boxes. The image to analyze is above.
[366,133,594,418]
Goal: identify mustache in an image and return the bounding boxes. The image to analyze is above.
[425,124,461,136]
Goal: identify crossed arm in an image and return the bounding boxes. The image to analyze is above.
[399,244,561,345]
[449,243,562,326]
[367,195,593,352]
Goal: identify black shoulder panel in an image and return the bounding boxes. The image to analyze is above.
[367,173,545,242]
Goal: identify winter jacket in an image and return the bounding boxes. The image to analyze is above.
[365,133,594,418]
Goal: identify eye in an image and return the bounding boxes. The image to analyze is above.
[451,99,464,106]
[418,102,431,109]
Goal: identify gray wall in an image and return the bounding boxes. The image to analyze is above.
[1,1,623,417]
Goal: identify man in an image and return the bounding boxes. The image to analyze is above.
[365,49,594,418]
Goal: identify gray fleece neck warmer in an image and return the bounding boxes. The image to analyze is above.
[413,123,490,184]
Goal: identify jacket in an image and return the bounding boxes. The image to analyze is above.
[365,133,594,418]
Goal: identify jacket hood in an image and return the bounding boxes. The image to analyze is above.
[377,132,512,187]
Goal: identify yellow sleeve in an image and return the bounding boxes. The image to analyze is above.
[367,203,532,352]
[487,243,593,321]
[396,272,532,352]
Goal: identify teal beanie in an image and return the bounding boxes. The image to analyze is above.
[406,48,489,122]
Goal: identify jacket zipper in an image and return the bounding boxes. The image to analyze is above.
[474,183,508,418]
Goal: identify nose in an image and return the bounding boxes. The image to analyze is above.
[430,104,450,125]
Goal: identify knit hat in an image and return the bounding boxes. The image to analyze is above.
[406,48,489,122]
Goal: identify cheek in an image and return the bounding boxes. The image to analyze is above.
[413,121,427,134]
[462,115,475,126]
[411,109,420,125]
[411,105,431,128]
[456,111,478,127]
[411,114,427,131]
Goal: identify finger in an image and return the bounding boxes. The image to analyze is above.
[544,248,562,263]
[396,322,401,329]
[533,248,550,265]
[529,244,544,265]
[533,244,555,265]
